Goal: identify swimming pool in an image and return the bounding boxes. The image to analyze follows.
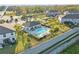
[35,27,48,34]
[31,27,50,38]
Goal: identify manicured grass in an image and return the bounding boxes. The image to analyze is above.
[61,42,79,54]
[0,45,16,54]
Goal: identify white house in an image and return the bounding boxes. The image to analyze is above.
[59,14,79,24]
[0,26,16,48]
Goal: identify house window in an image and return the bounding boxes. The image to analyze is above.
[12,38,15,40]
[11,33,13,35]
[3,34,6,37]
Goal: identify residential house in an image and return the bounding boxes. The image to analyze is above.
[46,10,61,17]
[23,21,50,39]
[0,26,16,48]
[64,10,79,15]
[59,14,79,24]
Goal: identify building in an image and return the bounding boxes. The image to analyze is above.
[21,15,35,22]
[64,10,79,15]
[59,14,79,24]
[46,10,61,17]
[0,26,16,48]
[23,21,50,39]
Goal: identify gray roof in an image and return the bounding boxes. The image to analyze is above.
[47,10,60,14]
[68,10,79,13]
[25,21,40,27]
[0,26,15,34]
[0,6,6,11]
[46,10,61,17]
[62,14,79,19]
[48,10,59,12]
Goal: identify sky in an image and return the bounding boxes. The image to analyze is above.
[0,0,79,5]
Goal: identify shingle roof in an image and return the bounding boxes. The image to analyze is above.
[47,10,60,14]
[46,10,61,17]
[49,10,59,12]
[25,21,40,27]
[62,14,79,19]
[0,26,15,34]
[68,10,79,13]
[0,6,6,11]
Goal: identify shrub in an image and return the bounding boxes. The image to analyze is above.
[6,20,9,23]
[15,19,18,23]
[0,20,5,24]
[53,27,59,32]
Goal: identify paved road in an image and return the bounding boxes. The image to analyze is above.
[21,28,78,54]
[49,35,79,54]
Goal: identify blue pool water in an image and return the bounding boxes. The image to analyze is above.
[33,27,49,35]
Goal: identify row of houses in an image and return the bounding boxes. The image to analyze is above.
[59,14,79,24]
[59,10,79,24]
[0,26,16,48]
[64,10,79,15]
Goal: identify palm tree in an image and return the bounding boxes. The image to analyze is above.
[14,24,22,33]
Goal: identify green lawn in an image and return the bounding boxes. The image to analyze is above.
[0,45,16,54]
[61,42,79,54]
[0,33,30,54]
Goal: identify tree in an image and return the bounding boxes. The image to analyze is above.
[15,19,18,23]
[14,24,22,33]
[54,27,59,32]
[53,25,59,32]
[0,20,5,24]
[6,19,9,23]
[21,15,26,21]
